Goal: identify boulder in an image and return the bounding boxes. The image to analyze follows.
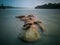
[19,26,41,42]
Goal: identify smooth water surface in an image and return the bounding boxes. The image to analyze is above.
[0,9,60,45]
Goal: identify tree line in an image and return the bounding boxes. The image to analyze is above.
[35,3,60,9]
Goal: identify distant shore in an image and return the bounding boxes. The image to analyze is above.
[0,4,25,9]
[0,3,60,9]
[35,3,60,9]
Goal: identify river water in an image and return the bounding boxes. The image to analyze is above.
[0,9,60,45]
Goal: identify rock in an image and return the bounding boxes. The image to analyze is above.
[19,25,41,42]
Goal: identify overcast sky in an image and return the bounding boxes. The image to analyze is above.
[0,0,60,7]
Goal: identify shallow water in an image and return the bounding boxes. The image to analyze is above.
[0,9,60,45]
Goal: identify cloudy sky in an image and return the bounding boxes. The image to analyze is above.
[0,0,60,7]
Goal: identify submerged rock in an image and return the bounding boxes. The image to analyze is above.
[16,15,45,42]
[19,25,41,42]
